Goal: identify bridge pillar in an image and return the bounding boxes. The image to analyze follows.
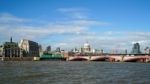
[146,58,149,62]
[109,58,115,62]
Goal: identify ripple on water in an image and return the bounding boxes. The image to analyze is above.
[0,61,150,84]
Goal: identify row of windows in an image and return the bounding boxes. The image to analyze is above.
[4,45,18,48]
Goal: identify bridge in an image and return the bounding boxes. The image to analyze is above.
[67,56,90,61]
[123,56,150,62]
[67,55,150,62]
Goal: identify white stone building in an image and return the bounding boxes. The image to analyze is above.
[19,39,39,57]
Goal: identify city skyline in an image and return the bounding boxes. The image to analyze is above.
[0,0,150,51]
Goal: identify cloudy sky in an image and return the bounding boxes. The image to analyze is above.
[0,0,150,52]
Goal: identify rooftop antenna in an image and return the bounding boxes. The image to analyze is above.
[10,37,12,43]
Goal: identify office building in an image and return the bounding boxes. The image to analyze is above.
[19,39,39,57]
[131,43,141,54]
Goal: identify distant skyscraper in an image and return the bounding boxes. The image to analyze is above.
[56,47,61,52]
[46,46,51,53]
[131,43,141,54]
[125,49,128,54]
[39,45,42,51]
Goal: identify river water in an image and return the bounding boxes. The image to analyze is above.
[0,61,150,84]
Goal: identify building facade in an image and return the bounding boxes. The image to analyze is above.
[81,42,91,53]
[0,37,22,57]
[144,47,150,54]
[80,42,96,53]
[131,43,141,54]
[19,39,39,57]
[0,45,3,57]
[56,47,61,52]
[46,45,51,53]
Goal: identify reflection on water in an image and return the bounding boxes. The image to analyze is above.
[0,61,150,84]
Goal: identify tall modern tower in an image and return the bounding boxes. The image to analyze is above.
[131,43,141,54]
[46,46,51,53]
